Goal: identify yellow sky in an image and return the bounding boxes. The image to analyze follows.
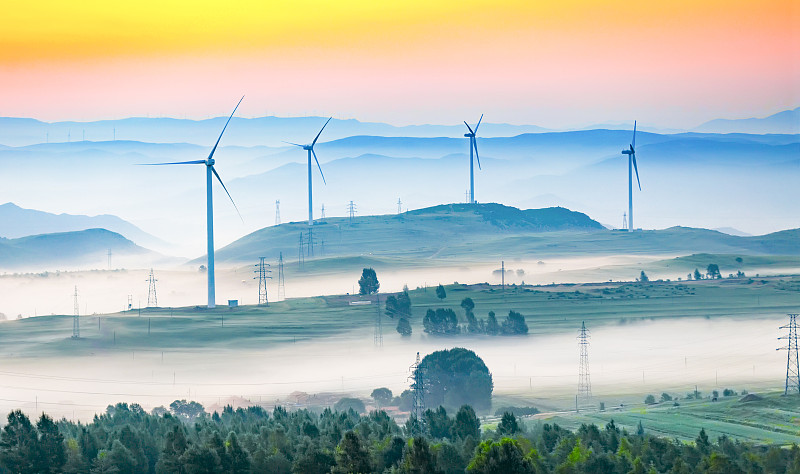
[0,0,797,125]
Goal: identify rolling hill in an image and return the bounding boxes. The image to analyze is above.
[0,228,158,271]
[0,202,168,249]
[206,203,800,267]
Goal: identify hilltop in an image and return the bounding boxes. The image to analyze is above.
[0,228,157,271]
[209,203,800,267]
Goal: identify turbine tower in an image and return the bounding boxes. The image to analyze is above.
[463,114,483,204]
[285,117,331,226]
[144,97,244,309]
[621,121,641,232]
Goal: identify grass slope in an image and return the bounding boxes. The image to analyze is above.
[211,203,800,266]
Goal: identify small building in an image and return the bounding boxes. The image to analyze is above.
[228,299,238,308]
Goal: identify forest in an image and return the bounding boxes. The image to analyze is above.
[1,401,798,473]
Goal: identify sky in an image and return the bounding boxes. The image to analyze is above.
[0,0,798,128]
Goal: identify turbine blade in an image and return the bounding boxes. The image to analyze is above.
[207,95,244,161]
[474,114,484,134]
[138,160,206,165]
[211,166,244,222]
[311,117,332,147]
[282,141,304,147]
[631,120,636,150]
[312,149,327,185]
[474,139,481,170]
[463,121,475,135]
[632,154,641,191]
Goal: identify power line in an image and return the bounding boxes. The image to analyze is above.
[298,233,305,270]
[778,314,799,395]
[254,257,272,305]
[146,268,158,307]
[578,321,592,400]
[374,295,383,347]
[277,252,286,300]
[72,286,80,339]
[347,201,357,224]
[409,352,425,426]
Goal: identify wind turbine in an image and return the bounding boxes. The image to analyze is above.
[285,117,331,226]
[463,114,483,204]
[144,97,244,308]
[621,121,641,232]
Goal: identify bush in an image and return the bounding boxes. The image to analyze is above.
[644,394,656,405]
[396,318,412,336]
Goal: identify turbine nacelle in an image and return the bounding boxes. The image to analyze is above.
[464,133,475,138]
[206,158,215,166]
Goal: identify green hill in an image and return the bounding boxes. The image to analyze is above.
[209,203,800,267]
[0,228,152,269]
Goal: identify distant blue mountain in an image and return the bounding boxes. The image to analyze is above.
[0,228,152,270]
[693,107,799,134]
[0,202,168,249]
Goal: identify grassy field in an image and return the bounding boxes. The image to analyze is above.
[1,275,797,357]
[524,391,800,446]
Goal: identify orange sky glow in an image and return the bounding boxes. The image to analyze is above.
[0,0,797,127]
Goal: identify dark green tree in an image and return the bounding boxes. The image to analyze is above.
[358,268,380,295]
[180,443,221,474]
[401,436,438,474]
[486,311,500,335]
[292,447,335,474]
[424,407,454,440]
[334,431,372,474]
[156,425,188,474]
[421,348,493,411]
[225,432,250,474]
[169,399,205,422]
[371,388,393,408]
[423,308,460,335]
[334,398,366,414]
[707,263,721,279]
[452,405,480,440]
[0,410,37,473]
[467,438,535,474]
[501,311,528,335]
[397,317,412,336]
[35,413,66,473]
[640,271,649,282]
[436,284,447,300]
[694,268,702,280]
[497,412,521,436]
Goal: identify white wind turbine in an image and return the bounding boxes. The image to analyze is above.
[463,114,483,204]
[145,97,244,308]
[621,121,641,232]
[284,117,331,226]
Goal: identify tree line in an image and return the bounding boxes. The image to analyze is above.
[1,402,798,473]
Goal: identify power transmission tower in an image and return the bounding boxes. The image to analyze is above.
[397,198,402,214]
[778,314,800,395]
[298,233,305,270]
[275,200,281,226]
[409,352,425,424]
[254,257,271,305]
[72,286,80,339]
[277,252,286,300]
[374,295,383,347]
[578,321,592,400]
[465,190,470,203]
[321,204,326,219]
[146,269,158,307]
[107,249,112,270]
[501,260,505,294]
[347,201,357,224]
[622,212,628,230]
[307,227,316,257]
